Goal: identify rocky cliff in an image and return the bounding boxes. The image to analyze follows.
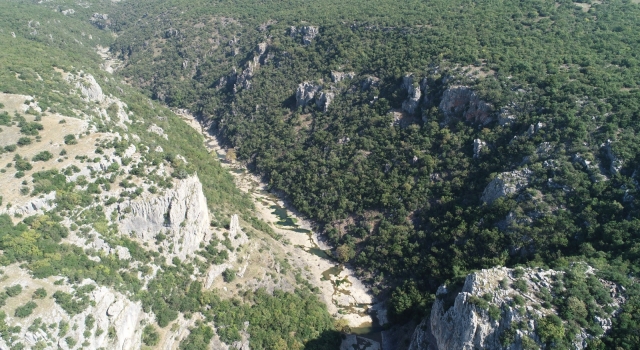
[118,174,213,260]
[439,86,493,125]
[409,266,624,350]
[481,168,532,204]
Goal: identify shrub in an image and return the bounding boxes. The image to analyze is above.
[13,155,32,171]
[513,295,525,306]
[5,285,23,297]
[537,315,565,343]
[64,134,77,145]
[222,268,236,283]
[17,137,32,146]
[15,301,38,318]
[513,268,525,278]
[513,279,528,293]
[142,325,160,346]
[32,151,53,162]
[32,288,47,299]
[4,145,16,152]
[488,305,501,321]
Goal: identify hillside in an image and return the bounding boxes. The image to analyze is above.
[2,0,640,349]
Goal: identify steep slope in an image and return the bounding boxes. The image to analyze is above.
[409,266,624,350]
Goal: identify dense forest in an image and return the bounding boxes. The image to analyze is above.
[103,0,640,346]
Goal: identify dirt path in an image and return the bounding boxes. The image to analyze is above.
[177,110,387,330]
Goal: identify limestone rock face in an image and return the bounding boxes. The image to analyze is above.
[473,139,486,159]
[296,82,321,108]
[18,278,145,350]
[147,123,168,140]
[439,86,493,125]
[316,91,335,112]
[603,140,623,175]
[73,73,105,103]
[481,168,532,204]
[1,191,56,217]
[331,71,355,83]
[402,75,422,115]
[498,107,516,126]
[118,175,213,260]
[362,76,380,91]
[410,266,624,350]
[291,25,319,44]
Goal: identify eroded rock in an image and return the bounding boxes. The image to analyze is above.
[439,86,493,125]
[481,168,532,204]
[118,175,213,260]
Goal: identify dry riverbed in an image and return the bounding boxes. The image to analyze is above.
[177,110,387,331]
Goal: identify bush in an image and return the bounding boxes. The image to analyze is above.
[32,288,47,299]
[142,325,160,346]
[64,134,77,145]
[4,145,16,152]
[538,315,565,343]
[17,137,32,146]
[5,285,23,297]
[32,151,53,162]
[513,279,528,293]
[15,301,37,318]
[513,268,525,278]
[222,268,236,283]
[13,155,32,171]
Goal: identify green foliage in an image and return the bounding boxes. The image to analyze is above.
[179,322,213,350]
[32,151,52,162]
[5,285,22,297]
[13,155,32,171]
[52,285,95,316]
[222,268,236,283]
[142,324,160,346]
[513,279,528,293]
[19,121,43,136]
[538,315,565,344]
[63,134,77,145]
[32,288,47,299]
[488,305,501,321]
[14,301,37,318]
[16,137,31,146]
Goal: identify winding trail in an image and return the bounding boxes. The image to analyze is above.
[177,110,387,330]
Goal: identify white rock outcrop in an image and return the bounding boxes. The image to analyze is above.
[147,123,168,140]
[68,73,104,103]
[410,266,623,350]
[331,71,355,83]
[603,140,623,175]
[481,168,532,204]
[118,175,213,260]
[401,75,422,115]
[2,191,56,217]
[473,139,486,159]
[296,82,321,108]
[291,25,319,45]
[316,91,335,112]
